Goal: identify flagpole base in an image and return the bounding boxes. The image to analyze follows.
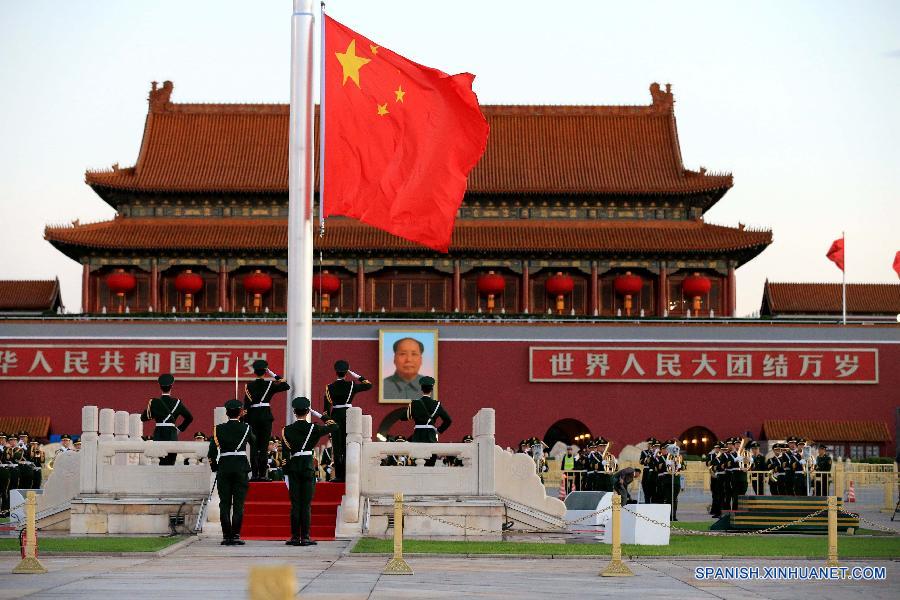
[600,559,634,577]
[383,557,413,575]
[13,556,48,574]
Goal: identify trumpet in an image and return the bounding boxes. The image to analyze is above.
[737,437,753,472]
[601,442,617,473]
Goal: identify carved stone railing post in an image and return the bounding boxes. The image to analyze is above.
[128,414,143,439]
[98,409,115,443]
[473,408,495,495]
[79,406,99,494]
[214,406,227,426]
[113,411,130,465]
[342,407,363,524]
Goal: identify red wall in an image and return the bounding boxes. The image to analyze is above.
[0,335,896,452]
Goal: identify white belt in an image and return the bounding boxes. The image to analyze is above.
[414,425,436,429]
[291,451,312,457]
[155,423,177,427]
[331,404,351,409]
[219,452,249,458]
[251,403,270,408]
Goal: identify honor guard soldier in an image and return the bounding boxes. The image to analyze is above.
[141,374,193,465]
[266,438,285,481]
[794,438,809,496]
[814,444,833,496]
[323,360,372,482]
[282,397,339,546]
[319,442,334,481]
[749,441,767,495]
[244,360,290,481]
[639,438,659,503]
[0,433,10,514]
[27,440,44,489]
[58,434,74,453]
[655,443,684,521]
[208,399,255,546]
[400,376,451,466]
[782,437,800,496]
[766,444,785,495]
[709,442,727,518]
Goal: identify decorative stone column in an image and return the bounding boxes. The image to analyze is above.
[341,407,363,524]
[452,260,461,312]
[80,406,99,494]
[114,411,130,465]
[81,263,90,313]
[474,408,496,495]
[99,409,115,443]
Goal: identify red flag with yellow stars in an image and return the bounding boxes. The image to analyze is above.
[323,16,489,253]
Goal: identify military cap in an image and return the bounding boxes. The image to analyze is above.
[419,375,435,387]
[651,440,661,447]
[519,439,527,446]
[29,439,40,445]
[462,435,473,442]
[291,396,311,411]
[395,434,407,442]
[193,432,207,440]
[797,438,806,444]
[747,441,760,448]
[252,359,269,371]
[74,439,82,445]
[714,441,726,449]
[60,434,71,441]
[158,373,175,386]
[334,360,349,372]
[664,438,676,445]
[224,399,242,410]
[269,437,278,443]
[818,443,827,449]
[645,436,656,443]
[18,431,29,438]
[0,432,6,439]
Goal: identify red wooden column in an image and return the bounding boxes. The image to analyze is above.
[452,260,461,312]
[81,263,90,313]
[657,264,667,316]
[521,263,530,313]
[590,263,599,315]
[356,260,365,311]
[727,265,736,317]
[218,260,228,312]
[149,259,159,311]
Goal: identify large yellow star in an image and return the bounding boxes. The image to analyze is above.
[394,85,405,103]
[377,103,389,117]
[335,39,371,87]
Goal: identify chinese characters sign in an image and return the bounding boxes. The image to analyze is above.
[529,347,878,384]
[0,345,284,380]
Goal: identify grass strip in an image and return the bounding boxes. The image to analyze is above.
[0,536,185,553]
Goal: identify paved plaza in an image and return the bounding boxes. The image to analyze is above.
[1,535,897,600]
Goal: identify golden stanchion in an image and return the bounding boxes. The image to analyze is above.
[826,495,839,567]
[248,565,296,600]
[600,493,633,577]
[13,491,47,574]
[383,492,413,575]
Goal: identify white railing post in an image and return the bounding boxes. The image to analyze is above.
[474,408,496,495]
[79,406,99,494]
[113,411,130,465]
[342,407,363,523]
[128,413,143,439]
[98,409,115,443]
[214,406,227,426]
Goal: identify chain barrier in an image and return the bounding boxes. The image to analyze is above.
[402,503,613,535]
[0,500,27,519]
[622,506,828,536]
[838,509,900,535]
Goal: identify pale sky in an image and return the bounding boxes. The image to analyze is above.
[1,0,898,315]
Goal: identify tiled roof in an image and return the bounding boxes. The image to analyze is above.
[762,282,900,315]
[0,279,62,312]
[762,420,891,443]
[85,81,732,197]
[0,417,52,440]
[45,217,771,258]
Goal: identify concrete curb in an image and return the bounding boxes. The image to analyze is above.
[348,552,900,561]
[0,535,197,558]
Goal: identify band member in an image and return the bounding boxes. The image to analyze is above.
[813,444,833,496]
[597,438,615,492]
[282,397,339,546]
[0,433,10,514]
[782,437,800,496]
[709,442,727,518]
[399,376,451,466]
[767,443,786,495]
[655,443,684,521]
[27,440,44,489]
[794,438,809,496]
[244,360,290,481]
[749,441,767,495]
[187,432,208,465]
[323,360,372,482]
[141,374,193,466]
[15,432,32,489]
[208,399,255,546]
[639,438,658,503]
[266,438,285,481]
[729,438,749,510]
[582,441,601,492]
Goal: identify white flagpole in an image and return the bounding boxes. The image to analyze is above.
[842,231,846,325]
[287,0,316,424]
[318,2,326,237]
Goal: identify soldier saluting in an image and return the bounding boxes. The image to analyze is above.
[323,360,372,482]
[282,397,338,546]
[141,374,193,465]
[244,359,290,481]
[400,376,450,466]
[208,399,255,546]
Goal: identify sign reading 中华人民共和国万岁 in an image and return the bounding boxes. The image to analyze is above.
[0,344,284,380]
[529,346,877,384]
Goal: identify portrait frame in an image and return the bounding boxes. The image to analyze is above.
[378,329,438,404]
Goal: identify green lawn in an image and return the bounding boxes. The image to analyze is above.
[352,536,900,558]
[0,536,186,553]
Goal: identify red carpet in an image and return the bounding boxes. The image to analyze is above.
[240,481,344,541]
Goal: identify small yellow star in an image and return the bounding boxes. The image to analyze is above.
[394,85,405,103]
[377,103,389,116]
[370,44,379,55]
[335,39,371,87]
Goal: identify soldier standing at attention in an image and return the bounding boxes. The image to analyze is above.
[0,433,10,514]
[283,397,338,546]
[323,360,372,482]
[400,376,451,466]
[709,442,727,518]
[244,359,290,481]
[208,399,255,546]
[814,443,833,496]
[749,441,767,495]
[639,438,659,503]
[140,374,193,466]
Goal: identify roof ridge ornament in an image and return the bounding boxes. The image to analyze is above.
[649,82,674,112]
[149,80,174,112]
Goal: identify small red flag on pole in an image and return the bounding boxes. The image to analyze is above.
[826,238,845,271]
[893,251,900,279]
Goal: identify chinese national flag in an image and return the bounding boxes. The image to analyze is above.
[826,237,844,271]
[893,251,900,279]
[323,16,489,252]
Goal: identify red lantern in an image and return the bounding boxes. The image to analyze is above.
[614,271,643,316]
[682,272,711,314]
[174,269,204,311]
[476,271,505,312]
[313,271,341,311]
[105,268,136,313]
[243,270,273,312]
[545,272,574,314]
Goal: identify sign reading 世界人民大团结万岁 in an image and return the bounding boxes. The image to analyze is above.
[529,346,878,384]
[0,344,284,380]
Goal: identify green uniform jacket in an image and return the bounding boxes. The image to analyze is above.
[282,420,339,478]
[400,395,451,443]
[244,378,291,424]
[207,420,256,474]
[140,394,193,440]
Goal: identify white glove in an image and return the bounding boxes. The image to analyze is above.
[310,409,323,419]
[348,370,361,379]
[266,368,279,379]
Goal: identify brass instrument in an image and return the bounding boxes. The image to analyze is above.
[601,442,617,474]
[737,438,753,472]
[667,444,684,474]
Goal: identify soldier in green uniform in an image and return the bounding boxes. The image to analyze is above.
[27,440,44,489]
[323,360,372,482]
[709,442,727,517]
[0,433,10,514]
[282,397,339,546]
[639,438,659,503]
[813,443,833,496]
[654,443,684,521]
[244,360,290,481]
[140,374,193,465]
[207,399,255,546]
[15,432,32,489]
[749,441,767,495]
[767,443,785,495]
[400,376,451,466]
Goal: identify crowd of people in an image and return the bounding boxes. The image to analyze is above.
[0,431,79,515]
